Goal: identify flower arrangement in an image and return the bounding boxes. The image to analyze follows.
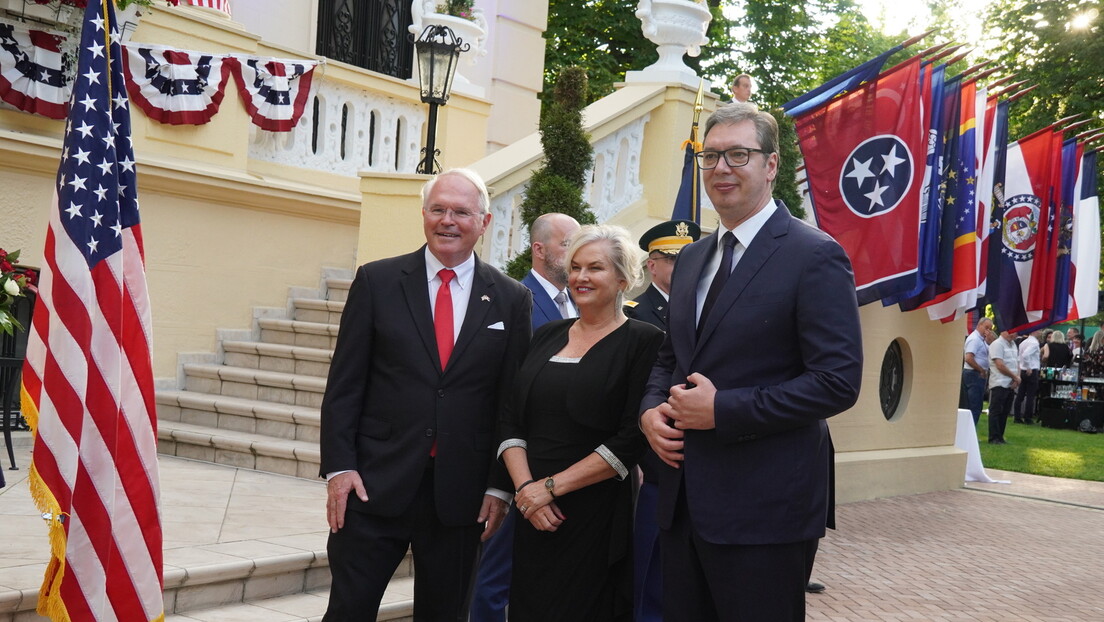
[436,0,475,21]
[0,249,36,336]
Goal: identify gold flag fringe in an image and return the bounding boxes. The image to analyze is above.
[21,383,73,622]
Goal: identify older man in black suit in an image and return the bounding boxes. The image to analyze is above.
[640,103,862,621]
[320,169,532,621]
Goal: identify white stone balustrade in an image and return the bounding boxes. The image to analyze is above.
[485,114,651,270]
[248,78,425,176]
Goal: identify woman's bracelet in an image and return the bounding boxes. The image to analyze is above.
[515,478,537,494]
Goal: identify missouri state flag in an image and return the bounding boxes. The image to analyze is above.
[795,56,925,305]
[988,126,1057,331]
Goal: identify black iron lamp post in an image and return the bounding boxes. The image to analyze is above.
[414,24,469,175]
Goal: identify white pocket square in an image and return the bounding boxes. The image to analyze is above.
[487,321,505,330]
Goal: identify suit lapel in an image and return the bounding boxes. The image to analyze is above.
[399,248,443,372]
[672,235,712,360]
[525,272,562,322]
[449,256,496,371]
[694,204,789,351]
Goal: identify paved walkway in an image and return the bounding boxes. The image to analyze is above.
[4,431,1104,620]
[808,470,1104,621]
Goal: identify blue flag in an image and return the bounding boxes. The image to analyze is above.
[782,47,899,117]
[671,139,700,223]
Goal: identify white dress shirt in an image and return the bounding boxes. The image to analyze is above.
[529,269,577,318]
[425,248,476,341]
[695,198,778,324]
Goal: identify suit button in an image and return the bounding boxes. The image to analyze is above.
[425,429,434,437]
[437,389,445,398]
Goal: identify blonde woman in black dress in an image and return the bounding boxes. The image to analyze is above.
[499,224,663,621]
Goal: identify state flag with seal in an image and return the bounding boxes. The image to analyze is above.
[795,56,925,305]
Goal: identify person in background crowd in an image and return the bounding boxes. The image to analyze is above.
[1042,330,1072,369]
[730,73,753,103]
[1013,330,1041,424]
[639,103,862,621]
[501,224,663,621]
[1081,331,1104,378]
[471,212,580,622]
[988,326,1020,444]
[318,169,532,621]
[961,317,994,426]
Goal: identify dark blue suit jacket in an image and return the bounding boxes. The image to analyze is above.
[641,202,862,545]
[521,271,564,330]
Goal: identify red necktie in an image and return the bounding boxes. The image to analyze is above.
[431,269,455,458]
[435,269,456,370]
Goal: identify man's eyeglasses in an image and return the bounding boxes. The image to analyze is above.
[426,207,481,221]
[695,147,770,170]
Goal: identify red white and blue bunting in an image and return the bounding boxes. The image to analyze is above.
[0,21,320,132]
[120,44,319,131]
[122,45,231,125]
[227,57,317,132]
[0,21,70,119]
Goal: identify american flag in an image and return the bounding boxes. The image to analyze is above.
[183,0,232,16]
[21,1,163,621]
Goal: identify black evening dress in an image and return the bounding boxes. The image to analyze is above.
[504,319,662,622]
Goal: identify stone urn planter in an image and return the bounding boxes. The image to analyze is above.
[633,0,712,80]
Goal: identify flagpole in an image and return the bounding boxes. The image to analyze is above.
[1003,85,1038,105]
[923,43,964,66]
[691,78,704,223]
[989,80,1028,100]
[963,67,1001,87]
[986,74,1018,90]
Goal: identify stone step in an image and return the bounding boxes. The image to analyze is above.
[161,579,413,622]
[182,363,327,409]
[290,299,345,325]
[324,277,353,303]
[222,340,332,379]
[1,548,414,622]
[258,318,340,350]
[157,420,320,479]
[156,390,320,443]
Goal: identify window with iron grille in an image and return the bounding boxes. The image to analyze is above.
[316,0,414,79]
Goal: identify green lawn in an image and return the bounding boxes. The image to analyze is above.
[977,412,1104,482]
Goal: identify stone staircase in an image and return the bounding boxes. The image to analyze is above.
[149,269,416,621]
[156,274,349,481]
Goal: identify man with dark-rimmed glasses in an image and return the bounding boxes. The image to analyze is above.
[640,102,862,621]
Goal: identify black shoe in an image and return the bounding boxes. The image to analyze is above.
[1014,419,1026,424]
[806,581,826,594]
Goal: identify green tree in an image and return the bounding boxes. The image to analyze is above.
[983,0,1104,306]
[543,0,656,102]
[505,67,597,280]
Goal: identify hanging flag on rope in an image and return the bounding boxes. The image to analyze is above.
[227,56,318,131]
[0,21,70,119]
[122,44,232,125]
[21,1,163,620]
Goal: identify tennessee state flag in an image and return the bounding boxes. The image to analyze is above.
[795,56,925,305]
